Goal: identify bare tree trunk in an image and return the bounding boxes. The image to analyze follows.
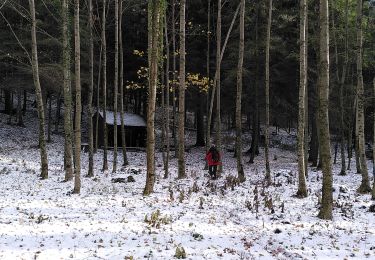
[215,0,222,174]
[207,2,240,153]
[236,0,245,182]
[204,0,211,170]
[73,0,81,194]
[317,0,332,220]
[356,0,371,194]
[29,0,49,180]
[172,0,177,157]
[355,100,361,174]
[102,0,108,171]
[87,0,94,177]
[207,4,241,162]
[119,0,128,166]
[178,0,186,179]
[113,0,119,173]
[163,13,170,179]
[144,0,161,195]
[297,0,308,197]
[250,1,260,164]
[372,77,375,199]
[264,0,272,184]
[94,45,102,153]
[62,0,73,181]
[331,0,348,176]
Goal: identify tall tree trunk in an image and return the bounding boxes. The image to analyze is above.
[205,0,211,169]
[29,0,48,179]
[113,0,119,173]
[178,0,186,179]
[236,0,245,182]
[372,77,375,199]
[62,0,74,181]
[249,0,260,164]
[73,0,81,194]
[119,0,129,166]
[264,0,272,184]
[163,13,170,178]
[355,100,361,174]
[172,0,178,157]
[339,0,349,175]
[331,0,348,176]
[297,0,308,197]
[317,0,332,220]
[207,2,240,151]
[94,45,102,153]
[215,0,222,173]
[102,0,108,171]
[144,0,161,195]
[356,0,371,193]
[87,0,94,177]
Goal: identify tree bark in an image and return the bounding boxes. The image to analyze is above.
[317,0,332,220]
[297,0,308,197]
[207,2,240,154]
[236,0,245,182]
[62,0,73,181]
[249,1,260,164]
[119,0,129,166]
[372,77,375,199]
[87,0,94,177]
[331,0,348,176]
[356,0,371,193]
[264,0,272,184]
[102,0,108,171]
[73,0,81,194]
[204,0,211,170]
[215,0,222,173]
[178,0,186,179]
[171,0,177,157]
[29,0,49,180]
[144,0,161,195]
[112,0,119,173]
[94,45,102,153]
[163,13,170,178]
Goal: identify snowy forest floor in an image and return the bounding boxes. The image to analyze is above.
[0,111,375,260]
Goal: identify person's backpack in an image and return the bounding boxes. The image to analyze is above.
[211,149,220,163]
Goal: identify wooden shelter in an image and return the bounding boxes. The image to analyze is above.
[93,110,146,148]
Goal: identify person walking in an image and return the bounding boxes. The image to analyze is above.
[205,145,221,179]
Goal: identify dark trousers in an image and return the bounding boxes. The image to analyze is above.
[209,165,217,179]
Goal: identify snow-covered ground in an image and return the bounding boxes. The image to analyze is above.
[0,112,375,260]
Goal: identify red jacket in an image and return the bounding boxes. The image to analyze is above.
[205,151,221,166]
